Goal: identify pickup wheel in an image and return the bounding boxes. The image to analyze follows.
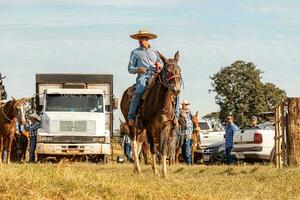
[37,154,46,163]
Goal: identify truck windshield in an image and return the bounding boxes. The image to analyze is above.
[199,122,211,130]
[46,94,104,113]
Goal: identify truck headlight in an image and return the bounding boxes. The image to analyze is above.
[218,147,225,152]
[92,136,109,143]
[92,137,105,143]
[37,136,53,143]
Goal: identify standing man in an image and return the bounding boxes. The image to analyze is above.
[179,100,193,165]
[28,113,41,163]
[127,30,163,126]
[120,130,133,162]
[224,114,239,164]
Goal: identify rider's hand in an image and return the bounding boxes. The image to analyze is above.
[136,67,147,74]
[155,62,163,73]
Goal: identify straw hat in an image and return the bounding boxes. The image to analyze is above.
[181,100,190,105]
[130,30,157,40]
[29,113,41,121]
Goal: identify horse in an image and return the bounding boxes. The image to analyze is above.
[174,111,200,164]
[0,97,26,163]
[119,120,150,164]
[121,51,182,176]
[191,111,201,164]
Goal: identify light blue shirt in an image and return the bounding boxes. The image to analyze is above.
[128,46,163,80]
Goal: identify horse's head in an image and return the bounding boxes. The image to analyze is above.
[11,97,26,125]
[158,51,182,95]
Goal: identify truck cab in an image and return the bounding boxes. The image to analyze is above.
[35,74,115,162]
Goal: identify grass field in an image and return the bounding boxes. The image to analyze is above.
[0,162,299,200]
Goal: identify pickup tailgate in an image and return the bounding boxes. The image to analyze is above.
[233,129,274,160]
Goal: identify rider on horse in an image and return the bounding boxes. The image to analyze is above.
[127,30,164,126]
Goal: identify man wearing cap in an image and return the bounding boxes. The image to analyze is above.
[251,116,260,129]
[28,113,41,163]
[127,30,163,126]
[178,100,193,165]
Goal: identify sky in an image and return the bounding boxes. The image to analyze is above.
[0,0,299,129]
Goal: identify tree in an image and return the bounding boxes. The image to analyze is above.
[210,60,286,128]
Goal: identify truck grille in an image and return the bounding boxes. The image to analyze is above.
[60,121,87,132]
[52,136,101,143]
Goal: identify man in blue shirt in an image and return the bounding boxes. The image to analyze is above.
[28,113,41,163]
[224,114,238,164]
[127,30,163,126]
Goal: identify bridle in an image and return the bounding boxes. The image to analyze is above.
[158,62,183,89]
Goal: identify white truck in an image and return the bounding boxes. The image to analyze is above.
[199,120,225,149]
[35,74,117,162]
[232,122,275,161]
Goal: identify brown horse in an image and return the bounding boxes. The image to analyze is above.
[119,120,150,164]
[121,51,182,176]
[174,111,200,164]
[0,97,26,163]
[191,111,201,164]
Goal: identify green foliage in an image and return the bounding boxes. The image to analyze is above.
[210,61,286,127]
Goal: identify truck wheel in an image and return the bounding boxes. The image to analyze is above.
[98,155,108,164]
[37,154,46,163]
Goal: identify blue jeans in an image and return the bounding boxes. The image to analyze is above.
[128,75,148,120]
[226,146,234,164]
[124,143,132,161]
[29,136,37,162]
[182,138,193,165]
[2,149,7,161]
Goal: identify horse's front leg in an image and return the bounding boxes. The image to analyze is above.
[191,144,195,165]
[6,134,14,164]
[160,125,171,177]
[148,133,158,175]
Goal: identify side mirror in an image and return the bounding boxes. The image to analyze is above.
[105,105,113,112]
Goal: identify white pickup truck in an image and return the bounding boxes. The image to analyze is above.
[232,122,275,161]
[199,121,225,149]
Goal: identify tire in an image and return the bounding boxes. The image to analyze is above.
[37,154,46,163]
